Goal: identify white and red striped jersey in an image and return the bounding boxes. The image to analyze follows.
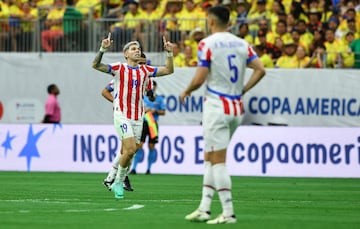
[197,32,258,116]
[108,63,156,120]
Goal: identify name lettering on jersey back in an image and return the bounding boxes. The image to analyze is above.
[214,41,244,49]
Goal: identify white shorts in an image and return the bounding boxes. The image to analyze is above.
[113,110,143,144]
[203,98,243,152]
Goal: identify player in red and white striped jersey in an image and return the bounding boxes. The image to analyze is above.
[180,6,266,224]
[101,53,149,192]
[92,34,174,199]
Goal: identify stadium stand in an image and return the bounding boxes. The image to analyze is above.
[0,0,359,68]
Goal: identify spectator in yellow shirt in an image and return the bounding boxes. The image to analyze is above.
[111,0,142,51]
[75,0,101,18]
[254,44,274,68]
[183,45,197,67]
[173,42,185,67]
[295,45,311,68]
[178,0,201,41]
[138,0,161,52]
[274,19,292,45]
[342,31,355,68]
[291,29,309,54]
[0,0,10,51]
[269,0,285,33]
[296,19,314,48]
[275,39,298,68]
[8,0,23,51]
[20,1,38,51]
[337,8,360,38]
[183,27,204,60]
[247,0,271,36]
[324,28,344,68]
[41,0,65,52]
[161,0,182,44]
[253,18,275,45]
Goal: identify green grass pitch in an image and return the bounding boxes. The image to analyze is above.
[0,172,359,229]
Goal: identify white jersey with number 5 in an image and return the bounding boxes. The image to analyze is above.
[198,32,258,116]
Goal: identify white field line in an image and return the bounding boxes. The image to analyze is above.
[0,199,317,214]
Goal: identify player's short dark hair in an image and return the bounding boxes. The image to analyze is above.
[47,84,57,94]
[66,0,75,6]
[208,6,230,26]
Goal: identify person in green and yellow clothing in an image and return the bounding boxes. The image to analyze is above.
[63,0,84,51]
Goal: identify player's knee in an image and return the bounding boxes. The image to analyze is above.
[123,146,137,157]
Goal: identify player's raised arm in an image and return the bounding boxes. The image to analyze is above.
[92,32,113,73]
[156,36,174,76]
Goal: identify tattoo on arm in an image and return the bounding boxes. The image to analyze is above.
[92,52,109,73]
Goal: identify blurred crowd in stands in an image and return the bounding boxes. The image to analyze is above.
[0,0,360,68]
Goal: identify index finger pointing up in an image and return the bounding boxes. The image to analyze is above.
[163,36,167,44]
[107,32,111,40]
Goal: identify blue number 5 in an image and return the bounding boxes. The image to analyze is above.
[227,54,238,83]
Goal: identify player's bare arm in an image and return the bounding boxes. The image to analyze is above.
[180,67,208,104]
[92,32,113,73]
[156,36,175,76]
[102,87,113,103]
[243,58,266,95]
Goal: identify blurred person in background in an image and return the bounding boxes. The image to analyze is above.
[308,28,325,56]
[349,35,360,68]
[296,19,314,49]
[307,43,327,68]
[272,37,284,63]
[0,0,10,51]
[161,0,183,46]
[19,0,38,52]
[138,0,161,52]
[324,28,343,67]
[253,18,275,45]
[238,22,253,44]
[75,0,101,18]
[63,0,84,51]
[42,84,61,124]
[8,0,22,51]
[275,39,298,68]
[274,19,292,44]
[172,41,186,67]
[111,0,142,51]
[41,0,65,52]
[235,0,248,25]
[184,44,197,66]
[247,0,271,37]
[254,44,274,68]
[178,0,202,42]
[295,45,311,68]
[290,1,308,23]
[341,31,355,67]
[307,7,323,33]
[269,0,285,32]
[291,29,309,54]
[183,27,205,60]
